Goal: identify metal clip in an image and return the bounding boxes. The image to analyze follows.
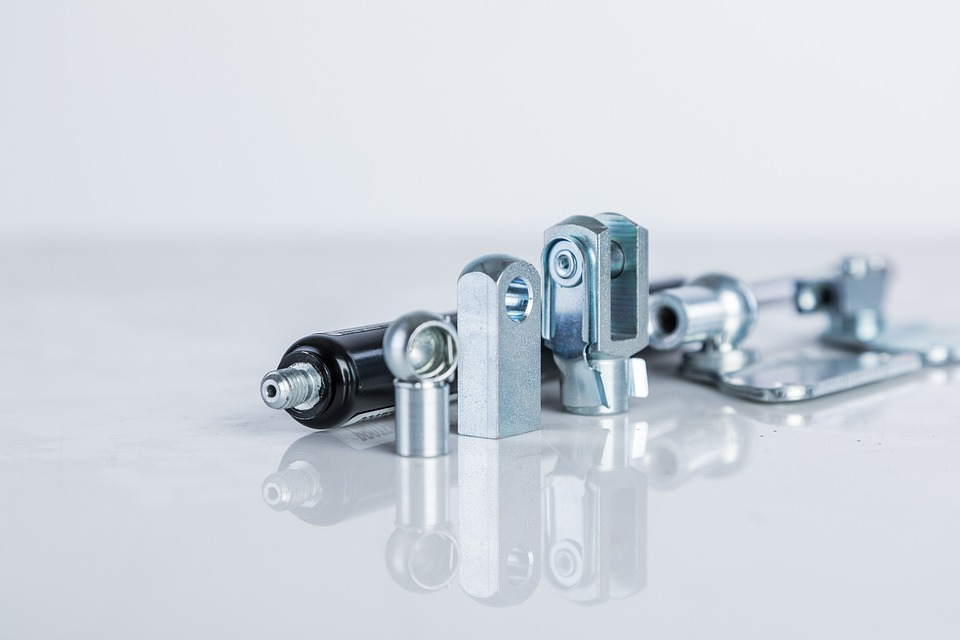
[457,254,542,439]
[542,213,649,415]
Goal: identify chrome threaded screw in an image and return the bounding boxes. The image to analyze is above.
[260,363,324,411]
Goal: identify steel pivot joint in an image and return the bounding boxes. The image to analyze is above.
[648,274,759,382]
[383,312,459,457]
[542,213,649,416]
[795,255,888,346]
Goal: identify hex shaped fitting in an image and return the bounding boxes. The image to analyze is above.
[457,254,542,439]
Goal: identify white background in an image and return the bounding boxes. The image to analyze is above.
[2,1,959,245]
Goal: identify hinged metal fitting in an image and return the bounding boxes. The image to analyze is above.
[542,213,649,415]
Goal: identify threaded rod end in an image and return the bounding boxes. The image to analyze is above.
[261,364,323,410]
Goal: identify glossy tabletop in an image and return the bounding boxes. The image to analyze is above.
[1,238,958,639]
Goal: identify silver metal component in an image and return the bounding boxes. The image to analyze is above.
[719,349,923,402]
[795,254,888,345]
[867,324,960,366]
[648,274,760,382]
[542,213,649,415]
[457,254,542,440]
[794,255,960,366]
[260,363,323,411]
[458,432,542,606]
[383,311,458,457]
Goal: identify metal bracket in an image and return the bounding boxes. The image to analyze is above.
[796,255,888,345]
[718,349,923,402]
[457,255,542,439]
[542,213,649,415]
[795,255,960,366]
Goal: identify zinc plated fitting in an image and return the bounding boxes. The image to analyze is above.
[383,312,459,458]
[542,213,650,416]
[648,274,759,382]
[457,254,542,439]
[795,255,888,346]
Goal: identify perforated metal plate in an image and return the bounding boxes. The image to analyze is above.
[718,350,923,402]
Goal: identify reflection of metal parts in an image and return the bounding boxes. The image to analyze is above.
[641,406,754,490]
[457,255,542,439]
[542,214,649,416]
[458,432,542,606]
[262,427,396,526]
[383,312,459,457]
[542,413,647,604]
[648,274,759,382]
[719,349,923,402]
[386,456,460,593]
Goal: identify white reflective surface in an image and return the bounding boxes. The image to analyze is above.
[2,240,959,638]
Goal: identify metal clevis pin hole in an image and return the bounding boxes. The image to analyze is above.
[504,277,532,322]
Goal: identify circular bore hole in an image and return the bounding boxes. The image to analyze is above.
[554,549,576,578]
[264,485,280,503]
[655,305,679,337]
[264,383,278,399]
[506,546,534,587]
[407,324,457,380]
[504,277,532,322]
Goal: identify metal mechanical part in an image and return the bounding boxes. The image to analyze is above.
[867,325,960,366]
[719,349,923,402]
[259,323,396,431]
[796,254,889,346]
[648,274,760,382]
[383,311,459,458]
[457,254,542,439]
[542,213,650,416]
[795,255,960,366]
